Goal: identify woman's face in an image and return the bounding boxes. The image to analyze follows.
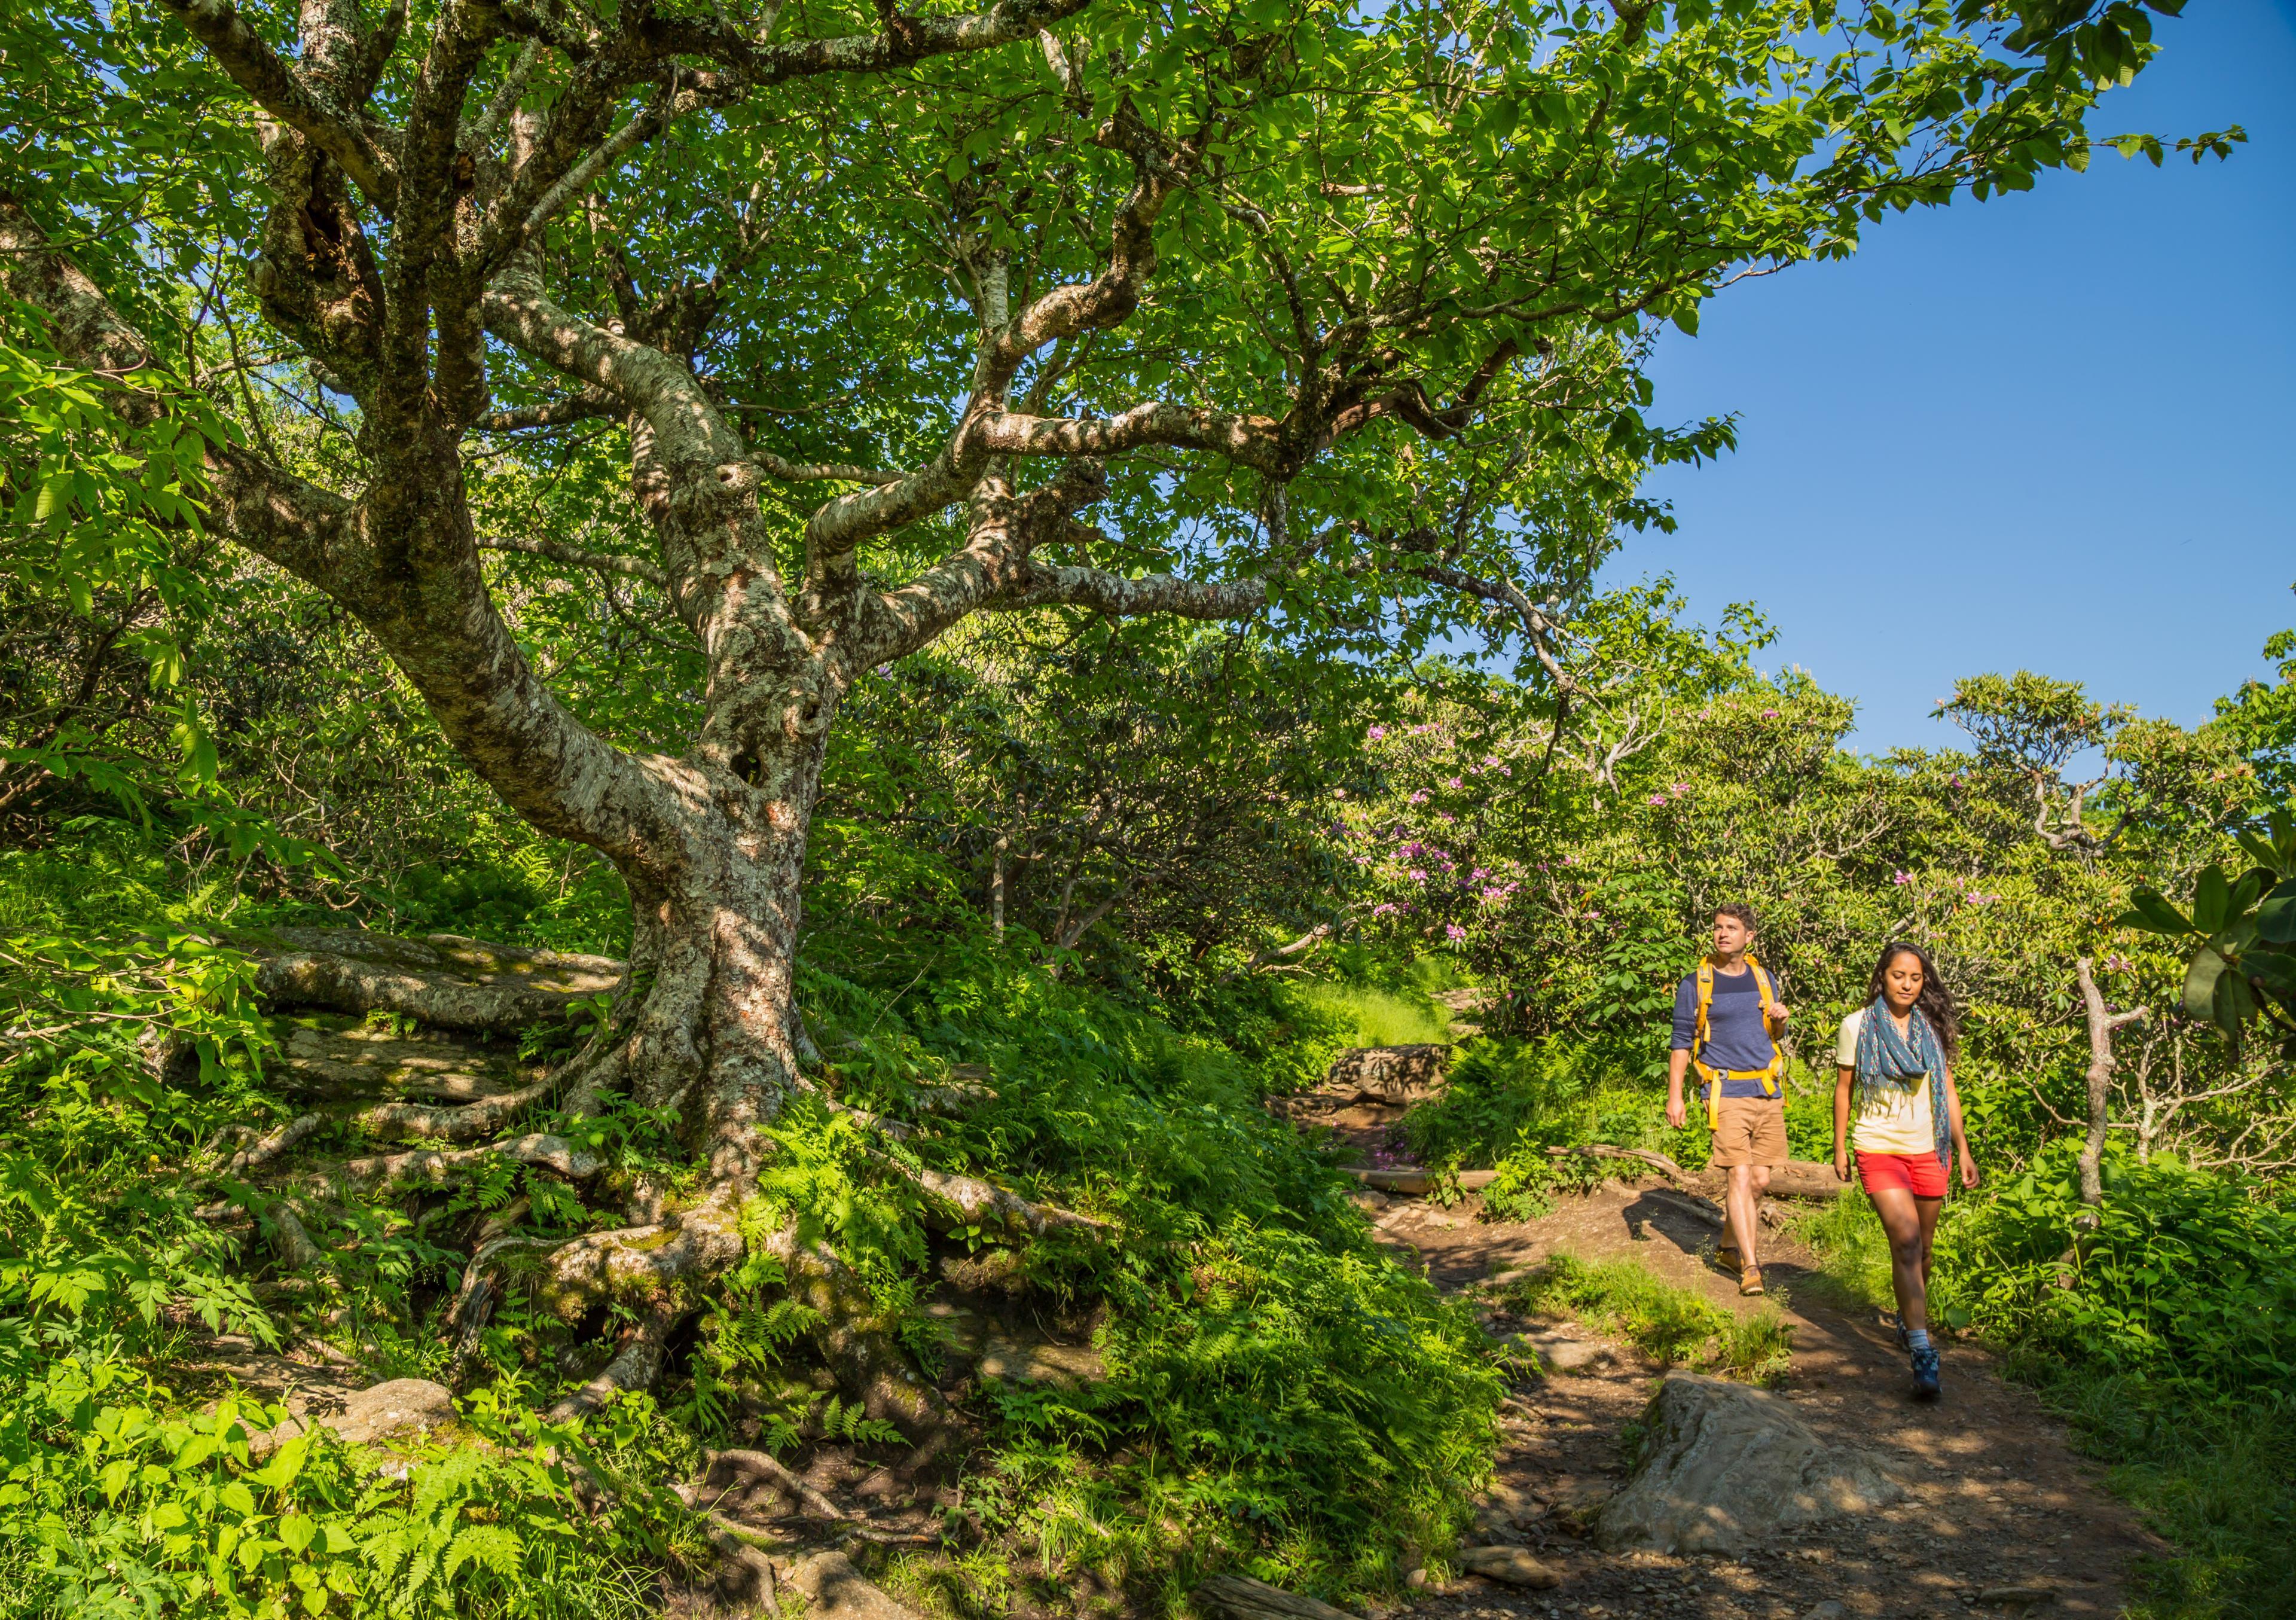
[1883,951,1925,1014]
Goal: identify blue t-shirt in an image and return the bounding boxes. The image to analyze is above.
[1672,967,1780,1098]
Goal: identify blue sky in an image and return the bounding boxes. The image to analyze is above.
[1601,1,2296,755]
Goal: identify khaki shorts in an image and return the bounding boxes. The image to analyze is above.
[1708,1095,1788,1169]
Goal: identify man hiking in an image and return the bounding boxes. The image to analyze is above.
[1665,904,1791,1295]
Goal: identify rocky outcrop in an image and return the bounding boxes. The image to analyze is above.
[1596,1373,1903,1554]
[1457,1545,1564,1587]
[249,1377,456,1459]
[1325,1044,1451,1106]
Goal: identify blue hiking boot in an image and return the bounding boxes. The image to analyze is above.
[1911,1345,1942,1401]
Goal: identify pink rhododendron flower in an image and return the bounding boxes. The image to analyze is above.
[1445,924,1467,941]
[1367,725,1387,740]
[1446,776,1463,789]
[1892,870,1912,885]
[1408,791,1429,804]
[1648,793,1669,806]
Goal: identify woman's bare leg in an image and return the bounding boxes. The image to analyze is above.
[1868,1183,1928,1331]
[1913,1193,1944,1307]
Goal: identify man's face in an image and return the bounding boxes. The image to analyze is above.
[1712,913,1752,957]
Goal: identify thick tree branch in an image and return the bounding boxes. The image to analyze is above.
[158,0,400,210]
[478,389,620,432]
[2075,956,2148,1209]
[995,560,1267,623]
[645,0,1098,83]
[972,401,1282,472]
[478,534,670,585]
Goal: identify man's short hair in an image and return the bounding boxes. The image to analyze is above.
[1713,902,1758,934]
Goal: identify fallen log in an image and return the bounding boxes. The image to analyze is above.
[1343,1167,1498,1196]
[1548,1143,1704,1193]
[1547,1144,1843,1201]
[1193,1573,1358,1620]
[1734,1159,1846,1200]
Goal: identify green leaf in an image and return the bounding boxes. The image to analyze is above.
[2213,968,2257,1033]
[2255,878,2296,945]
[2190,865,2233,933]
[2119,889,2194,935]
[2182,942,2233,1022]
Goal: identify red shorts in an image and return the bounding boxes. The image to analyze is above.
[1857,1150,1947,1198]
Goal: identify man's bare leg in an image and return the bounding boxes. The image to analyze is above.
[1726,1163,1763,1279]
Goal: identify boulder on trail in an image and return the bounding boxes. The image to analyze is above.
[1325,1043,1450,1106]
[1457,1545,1564,1588]
[1596,1372,1903,1554]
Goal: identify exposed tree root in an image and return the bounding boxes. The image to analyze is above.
[338,1132,599,1191]
[242,927,624,1033]
[1548,1142,1705,1191]
[894,1159,1113,1243]
[755,1221,958,1454]
[261,1201,323,1271]
[542,1185,747,1311]
[700,1447,850,1523]
[355,1076,552,1143]
[822,1098,917,1142]
[906,1079,996,1116]
[212,1112,325,1174]
[548,1306,677,1421]
[695,1516,785,1618]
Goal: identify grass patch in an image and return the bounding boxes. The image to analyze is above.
[1500,1254,1793,1383]
[2013,1364,2296,1620]
[1787,1184,1895,1317]
[1291,980,1453,1048]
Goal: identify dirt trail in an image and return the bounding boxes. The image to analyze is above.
[1354,1178,2167,1620]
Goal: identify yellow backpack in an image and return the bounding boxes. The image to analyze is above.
[1692,956,1786,1128]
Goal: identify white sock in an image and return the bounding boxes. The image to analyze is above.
[1907,1328,1932,1352]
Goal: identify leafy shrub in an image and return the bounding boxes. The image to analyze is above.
[1934,1146,2296,1402]
[952,1220,1500,1604]
[0,1352,688,1619]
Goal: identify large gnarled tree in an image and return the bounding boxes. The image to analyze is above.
[2,0,2184,1424]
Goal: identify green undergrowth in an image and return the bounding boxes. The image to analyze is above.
[1792,1152,2296,1620]
[1288,980,1452,1051]
[2,819,1506,1615]
[1497,1254,1793,1383]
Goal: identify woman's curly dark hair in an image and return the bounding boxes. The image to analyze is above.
[1866,939,1961,1062]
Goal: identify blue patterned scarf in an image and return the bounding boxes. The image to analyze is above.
[1854,997,1953,1168]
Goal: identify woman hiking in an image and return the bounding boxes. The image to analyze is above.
[1833,940,1979,1401]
